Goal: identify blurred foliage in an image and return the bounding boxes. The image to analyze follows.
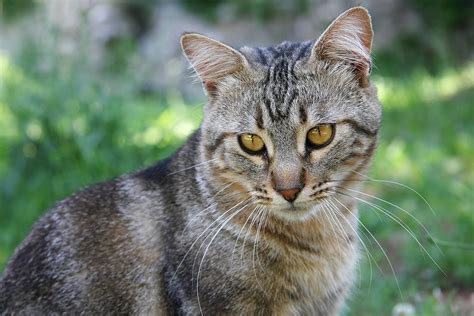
[0,1,473,315]
[413,0,474,30]
[376,0,474,78]
[0,32,202,268]
[374,33,452,78]
[0,0,36,22]
[181,0,309,21]
[116,0,310,36]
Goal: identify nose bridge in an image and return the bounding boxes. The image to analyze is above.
[271,150,303,191]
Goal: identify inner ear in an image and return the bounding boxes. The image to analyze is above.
[204,81,218,96]
[180,33,248,96]
[351,57,372,87]
[310,7,373,87]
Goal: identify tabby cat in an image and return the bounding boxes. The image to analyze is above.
[0,7,381,315]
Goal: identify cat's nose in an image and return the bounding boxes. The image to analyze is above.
[277,188,301,203]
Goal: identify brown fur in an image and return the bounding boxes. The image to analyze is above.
[0,7,381,315]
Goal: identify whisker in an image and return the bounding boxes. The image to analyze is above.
[251,207,268,296]
[231,205,260,261]
[326,200,369,288]
[326,199,378,291]
[171,198,249,282]
[192,198,252,280]
[324,200,364,283]
[240,204,263,266]
[196,201,251,316]
[325,200,353,249]
[336,190,446,275]
[167,158,219,176]
[256,206,270,271]
[321,204,344,255]
[338,186,442,252]
[324,200,357,265]
[329,170,437,217]
[352,170,437,217]
[331,196,405,300]
[182,182,237,232]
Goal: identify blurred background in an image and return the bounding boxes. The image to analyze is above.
[0,0,473,314]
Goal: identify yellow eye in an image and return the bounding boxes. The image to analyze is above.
[238,134,265,154]
[307,124,335,148]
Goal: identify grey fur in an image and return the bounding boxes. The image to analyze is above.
[0,7,381,315]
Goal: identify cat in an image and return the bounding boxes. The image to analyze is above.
[0,7,381,315]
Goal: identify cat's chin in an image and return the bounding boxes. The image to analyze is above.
[267,203,322,222]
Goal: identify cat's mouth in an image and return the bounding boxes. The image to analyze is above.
[274,197,329,210]
[265,203,328,222]
[249,182,337,220]
[260,196,334,222]
[255,184,335,203]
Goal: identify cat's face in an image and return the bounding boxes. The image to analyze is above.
[201,61,380,220]
[182,8,380,220]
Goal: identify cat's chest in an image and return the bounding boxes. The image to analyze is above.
[250,243,358,314]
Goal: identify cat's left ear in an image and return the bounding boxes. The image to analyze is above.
[310,7,373,87]
[181,33,248,97]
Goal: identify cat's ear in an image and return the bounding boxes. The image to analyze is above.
[310,7,373,87]
[181,33,247,96]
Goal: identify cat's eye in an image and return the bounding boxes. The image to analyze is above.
[238,134,265,154]
[306,124,335,149]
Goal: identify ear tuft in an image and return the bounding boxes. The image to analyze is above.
[311,7,373,87]
[180,33,246,96]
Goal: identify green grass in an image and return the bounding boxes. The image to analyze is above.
[0,39,473,314]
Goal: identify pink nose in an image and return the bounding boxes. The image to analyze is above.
[277,188,301,203]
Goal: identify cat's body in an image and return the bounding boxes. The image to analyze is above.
[0,7,381,315]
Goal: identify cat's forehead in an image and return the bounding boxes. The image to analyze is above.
[213,41,374,136]
[234,44,352,126]
[240,40,315,66]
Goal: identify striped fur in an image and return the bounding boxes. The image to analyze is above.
[0,7,381,315]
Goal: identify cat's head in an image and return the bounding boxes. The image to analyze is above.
[181,7,381,220]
